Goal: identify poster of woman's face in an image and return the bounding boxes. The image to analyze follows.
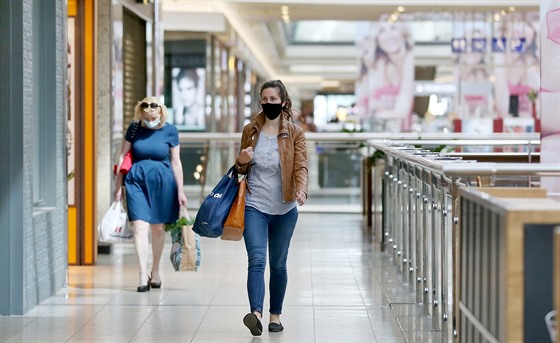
[170,67,206,131]
[354,20,415,132]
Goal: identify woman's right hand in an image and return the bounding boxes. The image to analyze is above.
[238,147,254,166]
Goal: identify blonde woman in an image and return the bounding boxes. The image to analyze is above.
[114,96,188,292]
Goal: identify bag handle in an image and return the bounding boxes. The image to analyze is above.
[180,205,191,221]
[229,164,250,194]
[237,173,251,194]
[130,120,140,141]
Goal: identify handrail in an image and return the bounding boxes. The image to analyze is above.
[367,138,557,340]
[447,152,540,157]
[373,139,540,146]
[175,131,540,143]
[441,163,560,176]
[304,132,539,141]
[368,141,559,178]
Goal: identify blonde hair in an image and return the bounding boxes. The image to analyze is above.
[133,96,168,128]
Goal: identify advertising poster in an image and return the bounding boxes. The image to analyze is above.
[170,67,206,131]
[452,18,494,119]
[493,13,540,119]
[540,3,560,199]
[356,19,414,132]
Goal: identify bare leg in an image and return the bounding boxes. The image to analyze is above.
[132,220,150,286]
[150,223,165,283]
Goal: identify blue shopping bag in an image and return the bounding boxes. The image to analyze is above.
[193,166,240,238]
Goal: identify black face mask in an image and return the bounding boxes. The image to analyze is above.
[261,103,283,120]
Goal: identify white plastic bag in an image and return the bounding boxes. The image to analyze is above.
[98,201,134,243]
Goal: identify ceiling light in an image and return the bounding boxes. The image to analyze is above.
[281,5,290,23]
[321,80,341,88]
[289,65,356,73]
[397,6,404,13]
[509,6,516,12]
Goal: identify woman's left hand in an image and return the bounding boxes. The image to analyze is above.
[295,191,306,206]
[178,192,188,208]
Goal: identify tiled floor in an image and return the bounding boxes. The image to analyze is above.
[0,213,447,342]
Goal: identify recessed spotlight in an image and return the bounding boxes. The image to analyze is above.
[281,6,290,23]
[397,6,404,13]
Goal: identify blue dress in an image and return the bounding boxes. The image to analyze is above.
[124,122,180,224]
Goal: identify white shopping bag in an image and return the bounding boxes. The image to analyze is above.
[98,201,134,243]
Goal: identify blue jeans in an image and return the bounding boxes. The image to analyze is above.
[243,206,298,315]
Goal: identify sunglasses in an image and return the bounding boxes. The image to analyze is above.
[140,102,160,109]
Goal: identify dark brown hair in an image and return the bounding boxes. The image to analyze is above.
[260,80,293,120]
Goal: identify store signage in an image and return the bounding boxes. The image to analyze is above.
[471,38,486,53]
[510,37,527,52]
[451,37,487,53]
[452,37,527,53]
[492,37,526,52]
[451,38,467,53]
[414,82,456,95]
[492,37,507,52]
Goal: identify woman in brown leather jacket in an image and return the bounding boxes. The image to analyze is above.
[235,80,308,336]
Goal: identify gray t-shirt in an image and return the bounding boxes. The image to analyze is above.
[245,133,297,215]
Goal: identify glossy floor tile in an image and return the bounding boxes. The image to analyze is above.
[0,213,446,342]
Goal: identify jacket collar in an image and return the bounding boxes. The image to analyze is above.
[254,112,290,138]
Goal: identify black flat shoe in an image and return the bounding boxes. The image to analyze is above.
[243,313,263,336]
[137,284,150,292]
[268,322,284,332]
[149,273,161,288]
[137,276,151,292]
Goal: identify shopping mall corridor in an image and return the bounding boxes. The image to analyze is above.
[0,213,442,342]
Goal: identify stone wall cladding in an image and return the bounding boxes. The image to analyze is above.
[22,0,67,314]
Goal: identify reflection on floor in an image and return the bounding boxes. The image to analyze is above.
[0,213,445,342]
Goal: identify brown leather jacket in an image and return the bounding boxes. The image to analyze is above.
[235,112,308,202]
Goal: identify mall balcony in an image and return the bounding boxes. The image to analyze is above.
[1,0,559,342]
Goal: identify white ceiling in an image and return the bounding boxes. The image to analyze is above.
[161,0,539,98]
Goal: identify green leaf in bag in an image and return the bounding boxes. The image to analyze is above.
[164,216,196,235]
